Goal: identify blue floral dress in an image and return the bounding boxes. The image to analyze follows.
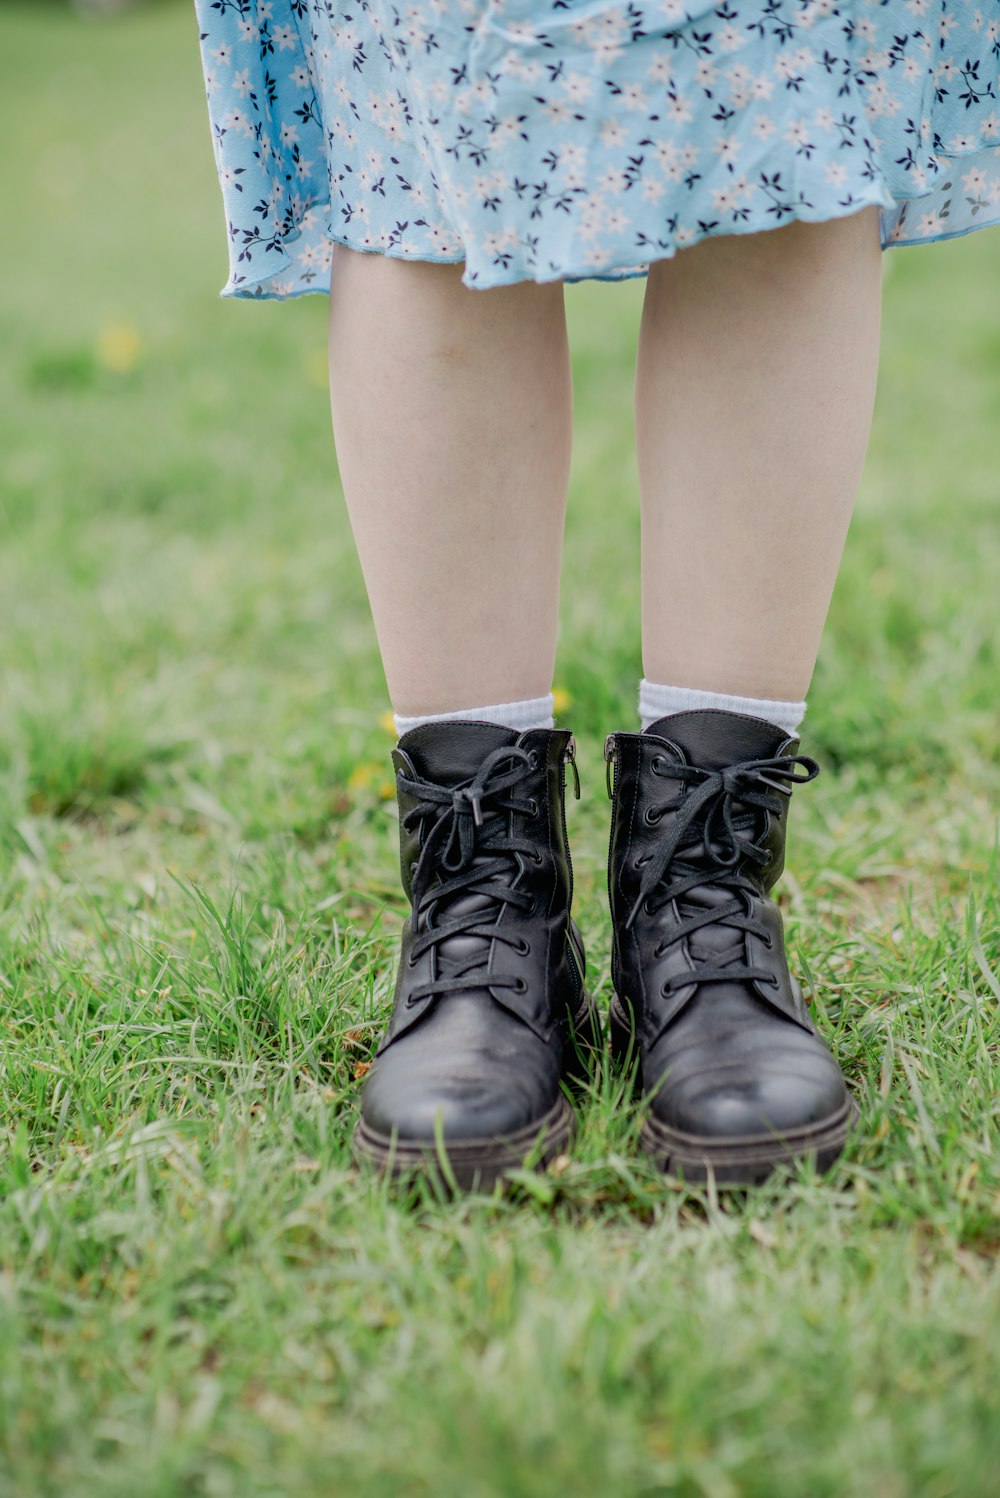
[194,1,1000,297]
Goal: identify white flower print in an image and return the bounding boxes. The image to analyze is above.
[597,164,627,197]
[562,73,594,106]
[711,183,741,212]
[543,98,578,127]
[717,25,745,53]
[665,94,693,125]
[619,83,650,112]
[916,207,950,236]
[695,59,716,91]
[962,165,990,193]
[578,194,610,239]
[785,119,815,153]
[224,107,254,140]
[727,63,754,109]
[599,118,629,150]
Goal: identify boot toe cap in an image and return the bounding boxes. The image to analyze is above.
[648,1046,848,1140]
[360,1047,557,1143]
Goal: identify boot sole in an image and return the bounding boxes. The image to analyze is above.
[353,990,601,1193]
[609,993,857,1186]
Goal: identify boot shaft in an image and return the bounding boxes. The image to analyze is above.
[605,710,819,1037]
[393,721,579,915]
[606,710,802,925]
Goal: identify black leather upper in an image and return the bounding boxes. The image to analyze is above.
[607,710,849,1138]
[360,721,587,1142]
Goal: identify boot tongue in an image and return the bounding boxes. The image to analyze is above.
[398,720,520,786]
[397,720,523,992]
[644,709,792,768]
[643,710,789,972]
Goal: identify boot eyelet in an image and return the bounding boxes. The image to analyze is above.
[643,806,662,826]
[530,849,544,865]
[527,799,539,818]
[634,853,650,869]
[515,938,531,956]
[763,935,774,951]
[767,975,779,989]
[651,755,667,776]
[512,976,528,993]
[528,752,540,770]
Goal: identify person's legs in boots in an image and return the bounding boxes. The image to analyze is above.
[328,249,595,1187]
[607,207,883,1181]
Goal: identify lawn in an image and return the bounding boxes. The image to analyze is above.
[1,4,998,1495]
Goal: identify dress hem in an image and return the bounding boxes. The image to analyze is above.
[220,186,1000,301]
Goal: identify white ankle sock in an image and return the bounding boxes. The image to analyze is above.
[393,692,555,738]
[638,679,806,738]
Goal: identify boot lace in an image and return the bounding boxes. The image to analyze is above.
[397,744,543,1007]
[624,752,819,996]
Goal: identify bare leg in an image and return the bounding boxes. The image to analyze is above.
[635,207,883,701]
[327,249,573,718]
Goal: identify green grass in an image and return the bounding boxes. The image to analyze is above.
[1,5,999,1494]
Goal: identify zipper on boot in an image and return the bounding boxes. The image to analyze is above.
[557,735,587,1016]
[604,731,632,1053]
[604,733,617,798]
[564,733,581,801]
[560,734,580,908]
[559,733,600,1064]
[603,734,618,905]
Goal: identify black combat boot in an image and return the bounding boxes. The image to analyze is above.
[354,720,599,1189]
[605,709,855,1184]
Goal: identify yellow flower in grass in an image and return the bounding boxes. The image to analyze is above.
[379,710,397,735]
[347,760,395,799]
[552,686,572,716]
[96,322,141,374]
[307,348,329,389]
